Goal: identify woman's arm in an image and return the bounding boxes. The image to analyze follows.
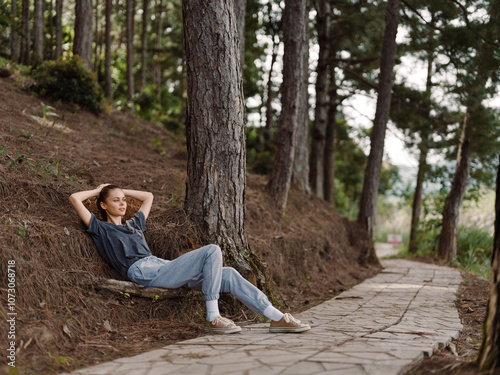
[122,189,154,220]
[69,184,109,228]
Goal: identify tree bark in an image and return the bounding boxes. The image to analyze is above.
[292,0,310,194]
[74,0,93,69]
[55,0,63,59]
[104,0,113,98]
[155,0,162,104]
[357,0,401,239]
[268,0,308,212]
[234,0,246,71]
[183,0,265,283]
[20,0,30,65]
[263,36,278,146]
[409,48,434,254]
[309,0,331,198]
[47,0,54,59]
[140,0,149,91]
[438,113,473,262]
[478,154,500,371]
[10,0,19,62]
[408,136,428,254]
[33,0,43,61]
[324,67,338,204]
[179,39,187,125]
[93,0,99,73]
[126,0,135,100]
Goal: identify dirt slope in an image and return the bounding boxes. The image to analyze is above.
[0,73,379,374]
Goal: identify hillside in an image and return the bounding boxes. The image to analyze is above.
[0,72,380,374]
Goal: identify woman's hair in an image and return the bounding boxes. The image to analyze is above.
[96,185,122,221]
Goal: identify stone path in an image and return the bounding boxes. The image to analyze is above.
[374,242,400,258]
[65,256,462,375]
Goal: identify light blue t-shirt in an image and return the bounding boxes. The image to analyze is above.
[82,211,152,278]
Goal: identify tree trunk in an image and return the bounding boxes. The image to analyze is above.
[264,36,278,145]
[268,0,308,212]
[409,51,433,254]
[324,67,338,204]
[408,136,428,254]
[438,113,473,262]
[182,0,265,283]
[126,0,135,101]
[33,0,43,61]
[357,0,401,239]
[234,0,246,71]
[47,0,54,59]
[478,155,500,371]
[20,0,30,65]
[74,0,93,69]
[93,0,99,73]
[292,0,310,194]
[140,0,149,91]
[309,0,331,198]
[55,0,63,59]
[155,0,162,104]
[104,0,113,98]
[10,0,19,62]
[179,40,187,125]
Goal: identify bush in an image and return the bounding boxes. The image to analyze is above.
[30,56,103,113]
[453,226,493,278]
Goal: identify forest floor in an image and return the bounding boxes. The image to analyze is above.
[0,67,493,375]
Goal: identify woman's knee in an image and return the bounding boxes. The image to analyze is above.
[222,266,239,279]
[220,267,242,291]
[206,244,222,260]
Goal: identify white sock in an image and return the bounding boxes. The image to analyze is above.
[206,300,220,322]
[263,305,284,322]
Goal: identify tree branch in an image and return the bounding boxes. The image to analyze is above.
[342,67,378,90]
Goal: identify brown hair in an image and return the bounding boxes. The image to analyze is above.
[96,185,122,221]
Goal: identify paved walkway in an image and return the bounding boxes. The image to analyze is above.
[65,251,462,375]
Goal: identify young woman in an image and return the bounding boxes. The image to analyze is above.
[69,184,310,334]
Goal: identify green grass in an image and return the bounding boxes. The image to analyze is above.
[453,226,493,279]
[412,225,493,279]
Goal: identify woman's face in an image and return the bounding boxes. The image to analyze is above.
[101,188,127,217]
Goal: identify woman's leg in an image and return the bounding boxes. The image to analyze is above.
[130,244,223,302]
[218,267,272,315]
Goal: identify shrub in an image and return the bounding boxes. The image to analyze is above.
[30,56,103,113]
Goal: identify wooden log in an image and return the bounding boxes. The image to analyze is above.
[85,277,186,300]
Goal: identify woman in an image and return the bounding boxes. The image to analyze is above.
[70,184,310,334]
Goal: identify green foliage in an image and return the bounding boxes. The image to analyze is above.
[151,137,167,156]
[0,57,30,76]
[246,126,275,175]
[120,292,131,299]
[30,56,103,113]
[334,119,366,219]
[18,225,27,240]
[41,102,58,121]
[54,355,72,365]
